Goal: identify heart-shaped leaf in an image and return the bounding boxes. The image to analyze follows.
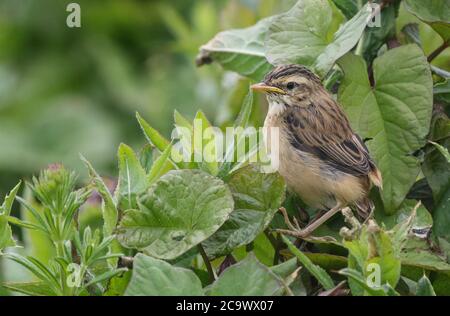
[338,45,433,213]
[117,169,234,260]
[203,165,285,259]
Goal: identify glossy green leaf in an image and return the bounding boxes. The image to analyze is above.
[338,46,433,213]
[204,165,285,258]
[125,254,204,296]
[207,254,285,296]
[117,170,234,260]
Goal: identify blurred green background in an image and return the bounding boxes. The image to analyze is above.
[0,0,298,198]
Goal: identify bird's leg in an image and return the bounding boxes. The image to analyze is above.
[277,204,343,238]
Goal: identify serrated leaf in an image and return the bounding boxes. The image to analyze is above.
[207,254,285,296]
[116,143,149,210]
[196,17,273,81]
[204,165,285,258]
[117,170,234,260]
[282,235,335,290]
[0,182,21,252]
[125,254,204,296]
[338,45,433,213]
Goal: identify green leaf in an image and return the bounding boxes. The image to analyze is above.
[331,0,359,20]
[124,254,204,296]
[404,0,450,42]
[148,143,175,184]
[1,281,56,296]
[343,224,401,292]
[80,155,117,237]
[338,46,433,213]
[423,139,450,239]
[401,250,450,272]
[282,235,335,290]
[194,110,219,176]
[429,141,450,163]
[314,3,372,75]
[196,17,273,81]
[116,143,149,210]
[204,165,285,258]
[219,90,254,178]
[266,0,371,76]
[0,182,21,252]
[136,112,170,152]
[117,170,234,260]
[207,254,285,296]
[338,268,387,296]
[358,1,399,64]
[434,80,450,105]
[265,0,331,68]
[423,138,450,202]
[416,274,436,296]
[233,90,253,129]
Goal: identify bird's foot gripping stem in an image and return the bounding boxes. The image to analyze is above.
[276,205,345,239]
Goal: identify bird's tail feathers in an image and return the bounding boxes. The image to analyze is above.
[354,197,374,221]
[369,167,383,190]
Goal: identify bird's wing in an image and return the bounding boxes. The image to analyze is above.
[284,103,374,176]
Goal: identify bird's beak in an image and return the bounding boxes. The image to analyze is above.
[250,83,286,94]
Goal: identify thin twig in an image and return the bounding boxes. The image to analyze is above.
[428,42,449,62]
[198,244,215,282]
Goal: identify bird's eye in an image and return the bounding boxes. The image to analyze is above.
[286,82,297,90]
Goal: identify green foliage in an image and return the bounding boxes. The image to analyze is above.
[204,165,285,259]
[125,254,204,296]
[338,46,433,213]
[117,170,234,260]
[2,0,450,297]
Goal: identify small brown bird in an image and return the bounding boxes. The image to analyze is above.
[251,64,382,238]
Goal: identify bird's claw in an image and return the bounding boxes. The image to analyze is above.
[277,207,309,238]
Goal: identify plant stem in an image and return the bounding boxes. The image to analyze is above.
[198,244,215,282]
[428,42,449,62]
